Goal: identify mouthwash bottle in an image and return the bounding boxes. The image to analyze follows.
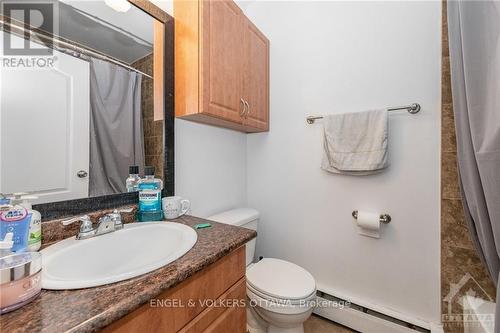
[137,166,163,221]
[126,166,141,192]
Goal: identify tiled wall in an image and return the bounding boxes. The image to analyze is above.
[441,3,496,332]
[133,54,164,179]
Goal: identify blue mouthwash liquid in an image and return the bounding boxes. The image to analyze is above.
[137,166,164,221]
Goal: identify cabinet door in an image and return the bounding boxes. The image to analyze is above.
[203,299,246,333]
[243,19,269,131]
[178,278,246,333]
[201,0,245,123]
[102,247,246,333]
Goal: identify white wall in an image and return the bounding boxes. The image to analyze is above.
[167,0,441,325]
[175,120,247,217]
[244,1,441,325]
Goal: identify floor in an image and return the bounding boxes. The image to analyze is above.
[304,315,357,333]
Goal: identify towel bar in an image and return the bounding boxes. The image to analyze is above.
[306,103,421,124]
[352,210,391,224]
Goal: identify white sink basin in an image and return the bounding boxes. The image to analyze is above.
[41,222,197,290]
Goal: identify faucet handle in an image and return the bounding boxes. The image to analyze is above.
[62,215,94,233]
[108,208,133,230]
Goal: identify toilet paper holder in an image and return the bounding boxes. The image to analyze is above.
[352,210,391,224]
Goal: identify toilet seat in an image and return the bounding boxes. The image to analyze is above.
[246,258,316,304]
[247,284,316,316]
[246,282,316,306]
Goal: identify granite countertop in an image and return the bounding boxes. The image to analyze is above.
[1,215,256,333]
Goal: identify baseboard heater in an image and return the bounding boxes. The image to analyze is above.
[314,291,431,333]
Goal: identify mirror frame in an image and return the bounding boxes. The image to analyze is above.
[31,0,174,220]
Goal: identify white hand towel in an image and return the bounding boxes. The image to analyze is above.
[321,109,388,175]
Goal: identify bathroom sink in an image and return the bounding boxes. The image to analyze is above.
[41,222,197,290]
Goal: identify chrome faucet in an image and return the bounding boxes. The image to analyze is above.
[62,208,133,240]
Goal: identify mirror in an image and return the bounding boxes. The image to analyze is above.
[0,0,170,205]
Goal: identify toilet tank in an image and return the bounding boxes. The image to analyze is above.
[208,208,259,267]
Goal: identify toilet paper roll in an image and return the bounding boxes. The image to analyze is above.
[356,211,380,238]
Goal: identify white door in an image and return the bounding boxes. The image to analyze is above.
[0,33,90,204]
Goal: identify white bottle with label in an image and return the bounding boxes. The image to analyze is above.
[17,195,42,252]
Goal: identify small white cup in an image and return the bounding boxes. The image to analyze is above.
[162,196,190,220]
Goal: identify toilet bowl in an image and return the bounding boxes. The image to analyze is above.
[208,208,316,333]
[246,258,316,333]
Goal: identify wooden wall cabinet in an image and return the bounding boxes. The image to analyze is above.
[104,247,247,333]
[175,0,270,133]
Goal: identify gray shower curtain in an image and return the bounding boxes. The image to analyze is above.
[89,58,145,196]
[448,0,500,330]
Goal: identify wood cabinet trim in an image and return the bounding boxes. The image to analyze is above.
[174,0,270,133]
[243,18,270,131]
[200,0,245,124]
[174,0,200,118]
[103,247,246,333]
[153,20,164,121]
[178,277,246,333]
[128,0,171,23]
[203,297,246,333]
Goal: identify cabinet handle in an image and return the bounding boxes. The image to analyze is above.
[244,100,250,118]
[240,98,246,117]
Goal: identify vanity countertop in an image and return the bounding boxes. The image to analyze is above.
[0,215,256,333]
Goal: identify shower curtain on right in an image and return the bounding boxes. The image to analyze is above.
[448,0,500,331]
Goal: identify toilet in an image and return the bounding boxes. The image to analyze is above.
[208,208,316,333]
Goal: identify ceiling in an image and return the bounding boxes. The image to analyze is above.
[58,0,155,64]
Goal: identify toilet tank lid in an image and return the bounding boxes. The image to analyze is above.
[208,208,259,226]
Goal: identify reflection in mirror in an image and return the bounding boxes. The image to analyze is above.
[0,1,165,204]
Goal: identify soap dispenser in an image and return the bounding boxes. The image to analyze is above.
[19,196,41,252]
[7,193,42,251]
[0,204,31,252]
